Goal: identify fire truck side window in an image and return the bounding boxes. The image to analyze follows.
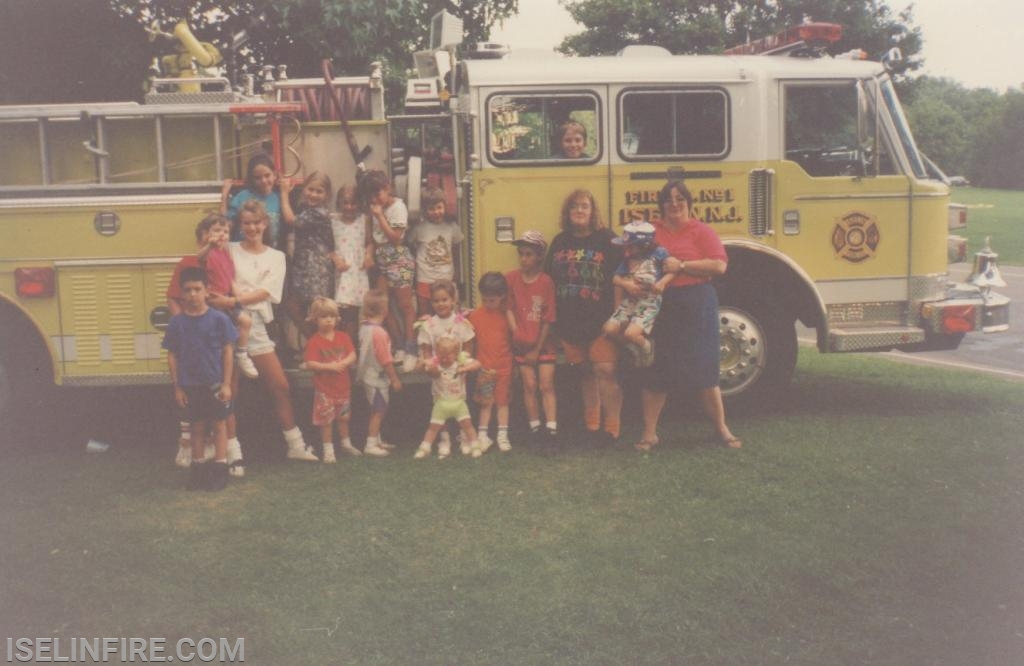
[619,89,728,160]
[487,93,600,164]
[784,83,866,177]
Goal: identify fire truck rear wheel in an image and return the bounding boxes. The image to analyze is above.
[716,296,797,403]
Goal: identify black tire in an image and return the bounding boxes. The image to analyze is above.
[0,314,54,446]
[715,292,798,406]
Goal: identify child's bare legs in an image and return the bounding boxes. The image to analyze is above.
[538,363,557,427]
[477,398,495,450]
[623,322,647,349]
[235,311,253,350]
[602,319,625,341]
[210,419,228,461]
[415,422,444,458]
[417,292,432,317]
[519,365,542,427]
[458,417,480,457]
[233,311,259,378]
[190,419,209,460]
[394,285,416,354]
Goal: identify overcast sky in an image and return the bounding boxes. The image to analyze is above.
[490,0,1024,92]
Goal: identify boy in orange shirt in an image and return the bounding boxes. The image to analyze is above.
[466,272,515,452]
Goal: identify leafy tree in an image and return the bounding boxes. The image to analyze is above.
[558,0,922,77]
[110,0,518,97]
[0,0,150,103]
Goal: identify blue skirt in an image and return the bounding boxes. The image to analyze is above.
[645,282,720,392]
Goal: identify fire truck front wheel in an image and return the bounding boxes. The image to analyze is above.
[716,296,798,403]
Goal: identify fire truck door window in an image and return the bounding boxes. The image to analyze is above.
[619,90,728,159]
[784,83,866,177]
[487,93,599,164]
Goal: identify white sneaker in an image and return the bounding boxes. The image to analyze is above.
[338,441,362,456]
[364,443,391,457]
[226,440,245,477]
[471,441,482,458]
[438,432,451,459]
[413,442,431,459]
[477,433,493,454]
[286,441,318,462]
[497,432,512,452]
[175,446,192,468]
[235,351,259,379]
[323,443,336,463]
[378,440,396,451]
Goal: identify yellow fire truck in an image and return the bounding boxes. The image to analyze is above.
[0,17,1010,422]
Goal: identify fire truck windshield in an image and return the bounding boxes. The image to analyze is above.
[880,78,927,179]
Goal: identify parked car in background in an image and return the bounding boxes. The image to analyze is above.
[948,175,971,186]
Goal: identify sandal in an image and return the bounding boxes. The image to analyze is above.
[634,437,659,452]
[719,437,742,449]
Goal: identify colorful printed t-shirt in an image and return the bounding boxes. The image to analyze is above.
[545,228,621,346]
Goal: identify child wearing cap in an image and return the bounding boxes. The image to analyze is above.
[505,230,558,443]
[604,221,678,367]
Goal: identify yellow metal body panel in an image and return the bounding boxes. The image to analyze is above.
[909,179,951,275]
[772,161,910,280]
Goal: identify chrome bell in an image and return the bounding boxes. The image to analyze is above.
[967,236,1007,289]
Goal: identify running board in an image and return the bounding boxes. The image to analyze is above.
[827,326,925,352]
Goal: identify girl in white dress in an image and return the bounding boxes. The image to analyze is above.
[331,184,373,341]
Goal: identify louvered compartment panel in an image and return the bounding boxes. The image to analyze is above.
[69,274,101,366]
[106,273,136,365]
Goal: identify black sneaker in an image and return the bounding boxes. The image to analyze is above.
[206,461,229,491]
[187,460,209,490]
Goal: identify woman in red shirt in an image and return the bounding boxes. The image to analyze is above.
[636,180,741,451]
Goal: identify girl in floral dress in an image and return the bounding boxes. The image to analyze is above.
[287,172,336,339]
[331,184,373,341]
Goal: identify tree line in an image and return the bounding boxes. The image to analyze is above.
[0,0,1019,188]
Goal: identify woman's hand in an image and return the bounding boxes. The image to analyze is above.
[279,177,293,196]
[220,179,234,200]
[664,257,682,273]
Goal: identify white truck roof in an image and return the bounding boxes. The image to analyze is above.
[463,52,885,87]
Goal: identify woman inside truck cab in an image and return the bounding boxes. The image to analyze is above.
[554,120,589,160]
[636,180,741,452]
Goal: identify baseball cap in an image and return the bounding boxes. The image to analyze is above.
[512,229,548,253]
[612,221,656,246]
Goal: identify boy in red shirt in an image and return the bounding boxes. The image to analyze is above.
[303,297,357,462]
[467,272,515,453]
[505,230,558,443]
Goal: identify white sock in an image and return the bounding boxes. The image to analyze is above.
[546,421,558,432]
[529,420,541,431]
[342,437,353,448]
[366,436,379,448]
[498,426,509,437]
[283,426,303,443]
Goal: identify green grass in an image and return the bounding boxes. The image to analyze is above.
[950,186,1024,264]
[2,351,1024,665]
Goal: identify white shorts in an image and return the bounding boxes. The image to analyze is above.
[247,310,276,356]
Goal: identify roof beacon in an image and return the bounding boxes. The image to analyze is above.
[724,22,842,57]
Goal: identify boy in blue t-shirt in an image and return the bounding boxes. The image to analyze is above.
[162,266,238,490]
